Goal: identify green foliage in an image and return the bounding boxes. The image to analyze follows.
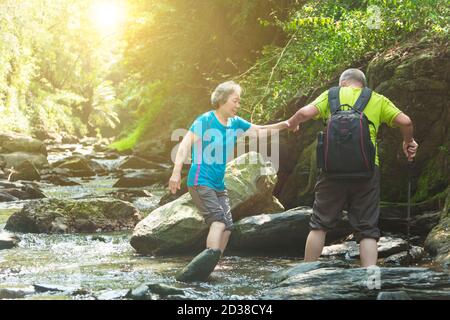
[238,0,449,122]
[110,81,167,151]
[0,0,123,136]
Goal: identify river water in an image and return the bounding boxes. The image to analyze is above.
[0,144,295,300]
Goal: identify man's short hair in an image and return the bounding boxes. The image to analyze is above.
[339,69,367,86]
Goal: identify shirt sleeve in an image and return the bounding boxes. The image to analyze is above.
[189,115,206,138]
[235,116,252,132]
[380,95,402,127]
[311,90,329,121]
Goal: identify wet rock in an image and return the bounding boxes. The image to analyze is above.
[0,192,18,202]
[270,260,353,283]
[118,156,166,170]
[0,287,34,299]
[45,175,81,186]
[176,248,222,282]
[265,263,450,300]
[383,246,425,266]
[425,187,450,269]
[113,169,171,188]
[33,284,77,293]
[90,235,108,242]
[0,131,47,154]
[379,208,441,236]
[52,155,106,177]
[229,207,351,256]
[96,290,129,300]
[0,184,45,202]
[130,152,283,255]
[9,160,41,181]
[322,237,408,259]
[107,189,153,202]
[0,181,22,188]
[0,231,19,249]
[377,291,412,300]
[126,284,154,300]
[5,198,142,234]
[0,152,48,169]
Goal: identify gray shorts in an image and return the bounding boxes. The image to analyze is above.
[188,186,233,231]
[310,167,381,243]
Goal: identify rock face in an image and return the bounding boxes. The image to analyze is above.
[266,261,450,300]
[425,187,450,269]
[4,198,142,233]
[229,207,351,256]
[130,152,284,255]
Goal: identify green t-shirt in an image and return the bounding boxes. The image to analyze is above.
[311,86,402,166]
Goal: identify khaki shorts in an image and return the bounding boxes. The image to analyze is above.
[310,167,381,242]
[188,186,233,231]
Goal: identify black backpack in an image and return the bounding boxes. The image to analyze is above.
[316,86,376,179]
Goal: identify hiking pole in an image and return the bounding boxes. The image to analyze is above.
[406,159,414,266]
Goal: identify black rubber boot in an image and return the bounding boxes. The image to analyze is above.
[176,248,222,282]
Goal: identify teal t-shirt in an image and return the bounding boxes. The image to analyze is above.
[187,111,251,191]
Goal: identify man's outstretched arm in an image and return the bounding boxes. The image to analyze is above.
[286,104,320,131]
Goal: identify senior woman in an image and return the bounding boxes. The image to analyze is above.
[169,81,291,281]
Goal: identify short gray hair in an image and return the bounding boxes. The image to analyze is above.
[339,68,367,86]
[211,81,241,108]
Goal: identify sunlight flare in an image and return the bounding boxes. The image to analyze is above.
[90,0,126,32]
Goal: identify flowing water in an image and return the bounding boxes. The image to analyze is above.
[0,144,296,300]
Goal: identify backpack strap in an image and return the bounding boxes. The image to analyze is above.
[328,86,341,114]
[353,87,373,112]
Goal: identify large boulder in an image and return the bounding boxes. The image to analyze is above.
[228,207,351,256]
[4,198,142,233]
[0,152,48,169]
[130,152,284,255]
[9,160,41,181]
[425,187,450,269]
[0,131,47,154]
[266,261,450,300]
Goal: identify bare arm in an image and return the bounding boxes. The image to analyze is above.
[245,121,290,137]
[169,131,198,194]
[285,104,320,132]
[392,112,418,161]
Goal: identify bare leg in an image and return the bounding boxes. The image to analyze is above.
[206,221,226,250]
[304,229,327,262]
[359,238,378,267]
[219,230,231,254]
